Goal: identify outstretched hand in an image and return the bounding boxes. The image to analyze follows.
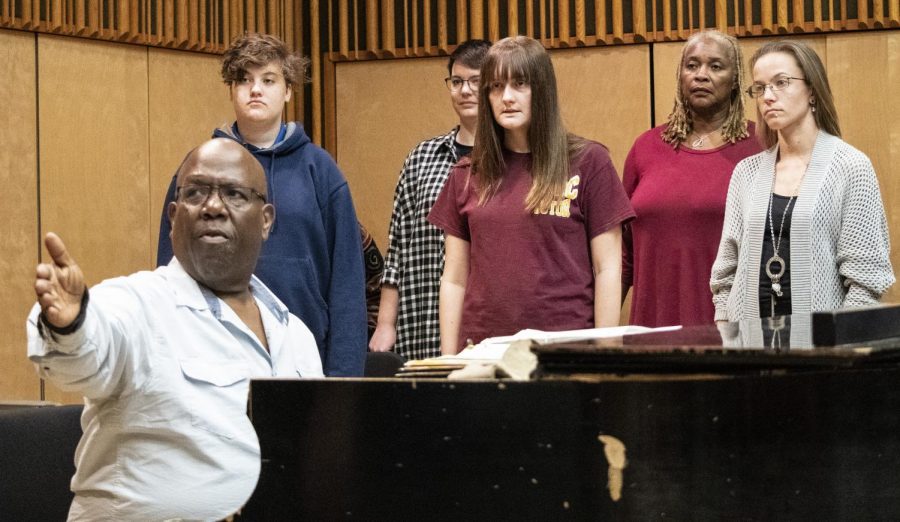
[35,232,86,329]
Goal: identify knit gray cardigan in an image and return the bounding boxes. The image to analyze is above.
[710,131,894,322]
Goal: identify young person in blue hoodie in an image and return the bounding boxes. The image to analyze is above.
[157,33,367,376]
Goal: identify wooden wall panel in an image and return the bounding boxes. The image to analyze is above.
[553,45,651,176]
[335,56,456,248]
[147,48,235,256]
[827,31,900,303]
[0,30,40,401]
[38,35,150,404]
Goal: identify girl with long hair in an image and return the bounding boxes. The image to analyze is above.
[429,36,634,353]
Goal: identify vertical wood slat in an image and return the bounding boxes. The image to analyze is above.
[526,0,534,38]
[575,0,586,44]
[256,0,266,32]
[190,0,201,48]
[400,0,408,55]
[559,0,571,44]
[200,0,208,49]
[456,0,467,43]
[339,0,348,57]
[715,0,728,31]
[488,0,499,42]
[165,0,176,44]
[814,0,824,28]
[413,0,420,54]
[327,0,335,56]
[596,0,607,42]
[437,0,448,52]
[131,0,139,40]
[539,0,547,43]
[352,0,360,57]
[793,0,805,31]
[613,0,625,41]
[874,0,885,26]
[663,0,672,39]
[743,0,753,34]
[381,0,395,54]
[177,0,188,45]
[698,0,706,30]
[890,0,900,25]
[291,0,303,123]
[366,0,378,54]
[244,0,254,33]
[687,0,694,37]
[115,0,128,38]
[106,0,119,36]
[633,0,647,40]
[508,1,519,38]
[423,0,431,54]
[311,0,322,142]
[777,0,788,31]
[549,0,556,45]
[50,0,62,32]
[676,0,685,39]
[761,0,773,32]
[470,0,483,39]
[271,0,280,35]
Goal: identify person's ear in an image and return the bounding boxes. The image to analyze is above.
[167,201,178,228]
[261,204,276,240]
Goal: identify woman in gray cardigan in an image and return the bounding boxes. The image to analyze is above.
[710,40,894,322]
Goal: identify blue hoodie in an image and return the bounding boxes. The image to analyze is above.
[157,123,367,376]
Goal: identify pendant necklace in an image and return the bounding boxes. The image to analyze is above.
[765,171,804,317]
[690,124,724,148]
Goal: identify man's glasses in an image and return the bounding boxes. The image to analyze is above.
[746,75,806,98]
[176,184,266,210]
[444,76,481,92]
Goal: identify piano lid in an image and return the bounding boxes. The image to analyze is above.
[531,314,900,377]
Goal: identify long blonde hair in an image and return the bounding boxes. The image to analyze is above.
[662,30,749,148]
[749,40,841,149]
[472,36,585,212]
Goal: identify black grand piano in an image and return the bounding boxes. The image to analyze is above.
[244,311,900,520]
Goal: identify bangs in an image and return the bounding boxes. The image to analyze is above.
[484,44,532,84]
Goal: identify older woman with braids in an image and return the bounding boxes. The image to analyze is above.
[622,30,761,327]
[710,40,893,321]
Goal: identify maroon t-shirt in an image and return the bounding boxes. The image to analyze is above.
[428,142,635,350]
[622,123,762,327]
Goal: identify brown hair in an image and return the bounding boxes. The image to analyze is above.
[472,36,585,212]
[749,39,841,149]
[662,30,749,148]
[221,32,309,89]
[448,39,491,75]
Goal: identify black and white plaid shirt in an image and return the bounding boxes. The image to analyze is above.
[382,128,462,360]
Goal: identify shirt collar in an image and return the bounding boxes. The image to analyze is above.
[164,257,291,325]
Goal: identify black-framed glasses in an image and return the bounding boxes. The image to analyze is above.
[444,76,481,92]
[746,76,806,98]
[176,184,267,210]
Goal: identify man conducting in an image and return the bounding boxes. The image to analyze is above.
[28,138,323,521]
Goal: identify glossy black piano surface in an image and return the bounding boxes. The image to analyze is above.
[244,318,900,520]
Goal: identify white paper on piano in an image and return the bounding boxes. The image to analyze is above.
[442,325,683,380]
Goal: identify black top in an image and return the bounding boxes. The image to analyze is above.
[454,141,473,159]
[759,193,794,318]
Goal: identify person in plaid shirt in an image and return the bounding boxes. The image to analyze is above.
[369,39,491,360]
